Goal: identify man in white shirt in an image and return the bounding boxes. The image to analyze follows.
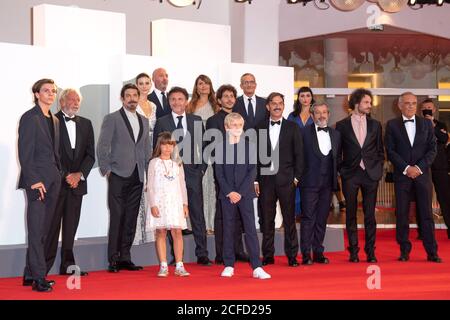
[148,67,171,119]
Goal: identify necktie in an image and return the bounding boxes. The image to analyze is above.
[64,116,75,122]
[318,126,329,132]
[247,98,255,125]
[176,115,183,129]
[161,92,169,112]
[271,120,281,126]
[403,119,414,123]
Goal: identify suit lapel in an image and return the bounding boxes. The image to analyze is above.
[361,117,373,149]
[310,124,322,158]
[345,117,361,148]
[74,116,82,159]
[35,105,52,144]
[57,111,74,160]
[398,117,412,147]
[330,128,338,160]
[120,108,136,143]
[150,91,163,114]
[413,116,422,147]
[136,113,143,143]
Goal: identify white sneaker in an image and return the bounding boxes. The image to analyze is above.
[157,266,169,277]
[174,266,190,277]
[253,267,271,280]
[221,267,234,277]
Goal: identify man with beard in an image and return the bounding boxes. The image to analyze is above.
[299,102,341,265]
[97,84,151,272]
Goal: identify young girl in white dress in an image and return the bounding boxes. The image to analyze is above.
[147,131,190,277]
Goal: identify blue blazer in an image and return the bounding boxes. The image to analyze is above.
[214,139,257,200]
[300,124,341,190]
[233,95,268,130]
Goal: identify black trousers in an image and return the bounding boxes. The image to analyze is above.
[418,171,450,238]
[221,197,262,269]
[23,177,61,281]
[214,180,246,260]
[300,185,332,255]
[394,175,438,256]
[107,167,143,263]
[45,184,83,274]
[259,176,298,260]
[342,167,378,255]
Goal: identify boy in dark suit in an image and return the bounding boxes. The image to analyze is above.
[214,113,270,279]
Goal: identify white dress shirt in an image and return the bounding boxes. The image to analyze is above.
[243,94,256,116]
[153,88,166,108]
[172,111,187,136]
[402,114,416,147]
[315,124,332,156]
[62,111,76,149]
[124,107,140,142]
[269,118,282,171]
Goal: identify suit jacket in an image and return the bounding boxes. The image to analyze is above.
[148,91,171,119]
[56,111,95,196]
[336,116,384,181]
[97,107,151,182]
[18,105,61,189]
[431,119,448,171]
[255,118,304,186]
[233,95,268,130]
[214,139,257,200]
[153,113,207,188]
[300,124,341,190]
[385,116,437,182]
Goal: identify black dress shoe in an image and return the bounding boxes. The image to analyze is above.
[197,256,212,266]
[32,279,52,292]
[235,253,250,262]
[23,277,55,287]
[302,256,313,265]
[60,270,89,276]
[367,255,378,263]
[182,229,193,236]
[349,253,360,263]
[313,253,329,264]
[288,258,299,267]
[398,252,410,262]
[427,255,442,263]
[262,257,275,266]
[119,261,143,271]
[108,263,119,273]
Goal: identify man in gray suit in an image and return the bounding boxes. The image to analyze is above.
[97,83,151,272]
[18,78,61,292]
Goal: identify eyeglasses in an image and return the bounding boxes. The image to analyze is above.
[242,81,256,86]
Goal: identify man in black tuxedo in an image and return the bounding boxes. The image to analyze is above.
[153,87,211,265]
[385,92,441,263]
[417,99,450,240]
[97,84,151,272]
[148,67,171,119]
[299,102,341,265]
[206,84,249,264]
[45,89,95,277]
[255,92,303,267]
[18,78,61,292]
[336,89,384,263]
[233,73,268,130]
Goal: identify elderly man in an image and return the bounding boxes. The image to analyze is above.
[299,102,341,265]
[45,89,95,277]
[385,92,441,262]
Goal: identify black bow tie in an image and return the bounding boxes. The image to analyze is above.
[403,119,414,123]
[64,116,75,122]
[318,126,329,132]
[270,120,281,126]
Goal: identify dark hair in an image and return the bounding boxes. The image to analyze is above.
[293,86,315,116]
[348,88,373,110]
[32,78,56,104]
[421,98,434,106]
[152,131,177,159]
[216,84,237,101]
[187,74,219,114]
[266,92,284,105]
[168,86,189,100]
[121,83,140,99]
[135,72,151,84]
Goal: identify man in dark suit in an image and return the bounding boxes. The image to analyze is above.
[336,88,384,263]
[153,86,211,265]
[385,92,441,263]
[148,67,171,119]
[233,73,268,130]
[299,102,341,265]
[418,99,450,240]
[18,78,61,292]
[97,84,151,272]
[45,89,95,277]
[255,92,303,267]
[206,84,249,264]
[214,112,271,279]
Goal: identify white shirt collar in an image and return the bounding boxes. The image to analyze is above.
[61,110,75,119]
[172,111,186,119]
[402,115,415,122]
[123,107,137,118]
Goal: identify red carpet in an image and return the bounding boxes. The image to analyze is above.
[1,230,450,300]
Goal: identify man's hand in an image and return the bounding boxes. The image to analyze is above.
[151,206,160,218]
[183,204,189,218]
[66,172,82,188]
[254,183,260,197]
[424,114,435,127]
[31,182,46,200]
[227,191,242,204]
[406,166,421,179]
